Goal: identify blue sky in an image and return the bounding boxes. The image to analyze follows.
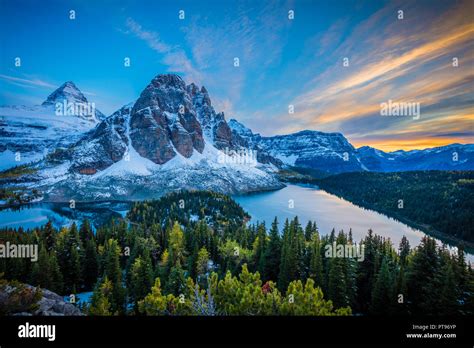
[0,0,472,150]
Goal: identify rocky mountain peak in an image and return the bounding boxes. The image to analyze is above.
[129,74,205,164]
[150,73,186,90]
[42,81,87,106]
[40,81,106,122]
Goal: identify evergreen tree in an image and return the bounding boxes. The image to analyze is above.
[30,244,63,293]
[278,219,291,290]
[436,261,458,315]
[83,238,99,290]
[264,218,281,281]
[41,221,56,252]
[102,238,126,314]
[166,263,186,295]
[130,253,154,307]
[304,221,314,241]
[253,223,267,275]
[327,256,348,308]
[398,236,410,266]
[370,257,393,315]
[79,219,94,245]
[168,222,186,267]
[309,232,324,287]
[406,236,440,315]
[89,276,113,315]
[196,247,210,277]
[56,223,84,294]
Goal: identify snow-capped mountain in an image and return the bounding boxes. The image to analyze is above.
[229,118,474,173]
[229,119,364,173]
[21,74,283,201]
[42,81,106,122]
[0,81,105,171]
[356,144,474,171]
[2,73,473,203]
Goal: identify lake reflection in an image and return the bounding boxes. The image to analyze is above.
[234,184,473,261]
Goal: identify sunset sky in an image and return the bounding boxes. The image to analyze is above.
[0,0,472,151]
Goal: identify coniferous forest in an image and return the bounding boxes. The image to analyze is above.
[1,190,472,316]
[315,171,474,245]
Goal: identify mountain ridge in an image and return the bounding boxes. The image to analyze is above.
[1,73,473,202]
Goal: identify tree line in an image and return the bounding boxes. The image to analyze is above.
[0,190,472,315]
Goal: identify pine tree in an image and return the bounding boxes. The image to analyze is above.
[327,256,348,308]
[304,221,313,241]
[41,221,56,252]
[69,245,82,293]
[79,219,93,245]
[168,222,186,267]
[166,263,186,295]
[398,235,410,266]
[253,223,267,276]
[370,257,393,315]
[88,276,113,315]
[264,217,281,281]
[406,236,440,315]
[30,244,62,293]
[437,261,458,315]
[308,232,323,287]
[102,238,126,314]
[196,247,210,277]
[278,219,291,290]
[83,238,99,290]
[56,223,84,294]
[130,253,154,307]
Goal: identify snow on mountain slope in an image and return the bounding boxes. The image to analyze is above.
[229,119,364,173]
[0,82,106,171]
[17,74,283,201]
[230,118,474,173]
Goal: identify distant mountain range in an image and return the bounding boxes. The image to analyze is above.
[0,73,472,201]
[229,119,474,173]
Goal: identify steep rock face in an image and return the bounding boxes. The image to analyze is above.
[67,103,132,173]
[188,83,232,149]
[24,74,284,201]
[130,75,204,164]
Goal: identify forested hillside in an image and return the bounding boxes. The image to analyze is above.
[1,191,472,316]
[316,171,474,245]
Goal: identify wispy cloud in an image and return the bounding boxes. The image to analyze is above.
[0,74,57,89]
[122,2,293,119]
[268,0,474,150]
[124,17,202,84]
[125,18,171,53]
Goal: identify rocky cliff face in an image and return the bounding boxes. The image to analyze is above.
[130,75,205,164]
[26,74,283,201]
